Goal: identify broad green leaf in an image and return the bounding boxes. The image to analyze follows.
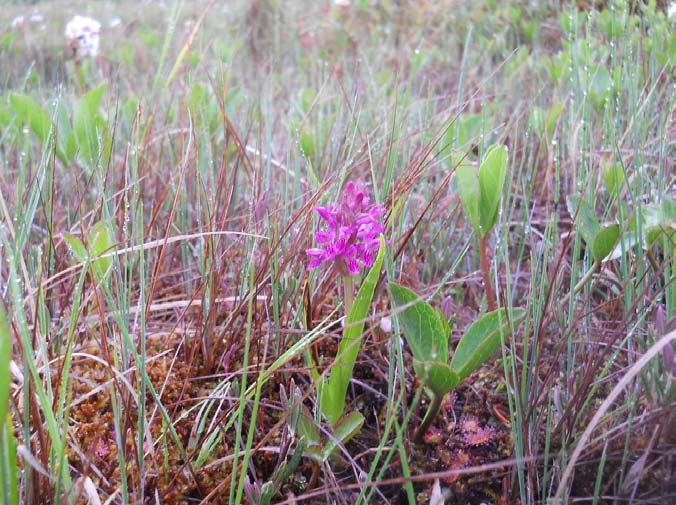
[450,308,525,383]
[389,282,448,363]
[74,84,110,170]
[641,198,676,247]
[567,195,601,248]
[546,102,563,137]
[50,99,73,158]
[607,230,640,261]
[9,93,53,144]
[88,222,115,285]
[299,88,315,113]
[589,65,613,109]
[592,224,620,262]
[413,360,459,398]
[78,84,107,119]
[449,113,482,148]
[665,198,676,220]
[455,164,481,235]
[63,233,87,263]
[64,132,78,162]
[0,101,9,129]
[434,307,451,341]
[603,163,624,196]
[322,236,386,426]
[0,301,11,427]
[297,407,320,448]
[299,130,315,160]
[478,144,508,235]
[322,411,364,461]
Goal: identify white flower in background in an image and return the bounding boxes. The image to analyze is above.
[334,0,351,6]
[10,16,25,29]
[65,15,101,60]
[109,17,122,28]
[669,2,676,19]
[29,12,44,23]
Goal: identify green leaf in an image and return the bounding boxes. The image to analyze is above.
[297,407,320,448]
[602,163,624,196]
[0,301,11,428]
[0,302,17,504]
[63,233,87,263]
[478,144,508,236]
[321,236,386,425]
[321,411,364,461]
[641,198,676,247]
[450,308,525,383]
[413,360,459,398]
[275,437,305,487]
[591,224,620,262]
[589,65,613,109]
[546,102,563,137]
[299,88,316,113]
[9,93,53,144]
[88,222,115,285]
[434,307,451,341]
[455,164,481,236]
[74,84,110,170]
[0,32,14,52]
[567,195,601,248]
[299,130,315,160]
[259,482,274,505]
[449,113,482,148]
[389,282,448,363]
[0,418,18,505]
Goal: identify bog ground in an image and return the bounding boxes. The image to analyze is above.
[0,1,674,504]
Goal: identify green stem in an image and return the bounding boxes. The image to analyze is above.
[559,258,602,309]
[343,275,354,315]
[75,60,85,94]
[572,258,601,295]
[413,393,443,444]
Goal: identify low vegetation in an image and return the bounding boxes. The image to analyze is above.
[0,0,674,503]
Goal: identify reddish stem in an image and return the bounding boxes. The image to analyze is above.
[479,235,497,312]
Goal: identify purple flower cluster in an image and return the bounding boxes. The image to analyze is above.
[306,181,386,276]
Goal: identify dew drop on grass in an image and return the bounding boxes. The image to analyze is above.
[22,126,29,135]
